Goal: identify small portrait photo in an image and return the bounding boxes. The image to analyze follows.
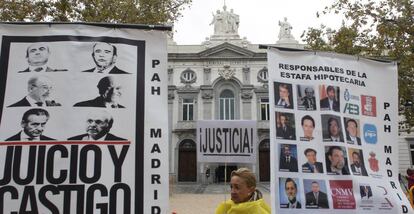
[348,148,368,176]
[359,184,373,199]
[279,177,302,209]
[301,148,324,173]
[321,114,344,142]
[17,42,68,73]
[276,112,296,140]
[274,82,294,109]
[303,179,329,209]
[82,42,130,74]
[344,117,361,145]
[279,144,298,172]
[299,115,316,141]
[319,85,340,112]
[325,146,350,175]
[297,85,317,111]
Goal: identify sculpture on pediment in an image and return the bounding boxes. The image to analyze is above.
[278,17,295,40]
[210,5,239,35]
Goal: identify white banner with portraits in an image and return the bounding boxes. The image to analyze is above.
[268,48,412,214]
[197,120,257,163]
[0,23,169,214]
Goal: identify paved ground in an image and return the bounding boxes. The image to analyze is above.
[169,183,271,214]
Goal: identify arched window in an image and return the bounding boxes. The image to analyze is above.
[219,89,235,120]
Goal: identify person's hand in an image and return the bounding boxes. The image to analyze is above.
[282,95,290,106]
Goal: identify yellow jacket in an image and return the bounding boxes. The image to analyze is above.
[215,199,271,214]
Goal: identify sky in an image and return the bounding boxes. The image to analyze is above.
[173,0,345,45]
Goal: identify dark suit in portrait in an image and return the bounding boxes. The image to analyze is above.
[9,97,61,107]
[5,131,55,141]
[351,163,368,176]
[282,201,301,209]
[74,96,125,108]
[346,135,361,145]
[302,162,324,173]
[280,156,298,172]
[18,67,67,73]
[82,66,129,74]
[327,135,344,142]
[305,191,329,208]
[302,96,316,110]
[68,133,126,141]
[320,97,340,112]
[360,186,373,199]
[326,164,350,175]
[276,126,296,140]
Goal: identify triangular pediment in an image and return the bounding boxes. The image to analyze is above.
[198,42,255,58]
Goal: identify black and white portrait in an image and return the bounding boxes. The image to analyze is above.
[82,42,130,74]
[74,76,125,108]
[68,110,126,141]
[8,75,61,107]
[18,43,67,73]
[5,108,55,141]
[297,85,317,111]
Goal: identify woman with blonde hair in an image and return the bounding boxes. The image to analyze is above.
[215,168,270,214]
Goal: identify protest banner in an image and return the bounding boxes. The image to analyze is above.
[197,120,257,163]
[268,47,412,213]
[0,23,169,214]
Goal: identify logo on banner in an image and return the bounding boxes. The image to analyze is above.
[364,124,377,144]
[329,180,356,209]
[343,103,359,115]
[361,95,377,117]
[343,89,360,115]
[344,89,350,101]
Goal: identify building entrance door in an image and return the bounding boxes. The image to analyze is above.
[178,140,197,182]
[215,165,237,183]
[259,139,270,181]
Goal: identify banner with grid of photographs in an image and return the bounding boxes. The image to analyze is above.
[268,48,412,214]
[0,23,168,214]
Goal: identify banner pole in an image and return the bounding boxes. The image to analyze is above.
[224,162,227,202]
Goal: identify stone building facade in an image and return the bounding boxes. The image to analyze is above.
[167,5,302,183]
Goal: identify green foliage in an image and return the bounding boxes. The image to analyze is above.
[0,0,192,24]
[303,0,414,128]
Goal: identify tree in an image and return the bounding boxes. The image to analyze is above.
[302,0,414,127]
[0,0,192,24]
